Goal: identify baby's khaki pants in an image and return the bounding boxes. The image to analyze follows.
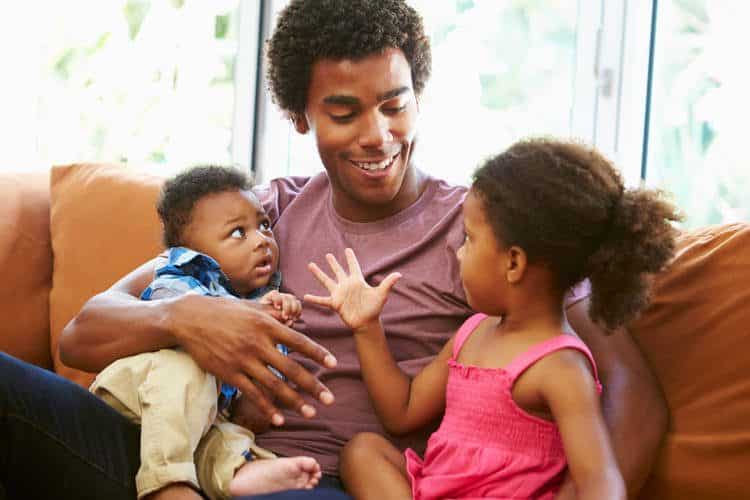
[90,348,275,500]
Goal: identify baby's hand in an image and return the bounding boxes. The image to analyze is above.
[259,290,302,326]
[304,248,401,333]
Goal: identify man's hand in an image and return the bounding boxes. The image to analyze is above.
[259,290,302,326]
[168,293,336,427]
[231,383,273,434]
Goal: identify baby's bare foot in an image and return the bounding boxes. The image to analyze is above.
[228,456,321,496]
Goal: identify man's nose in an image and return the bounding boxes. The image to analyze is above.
[358,112,393,148]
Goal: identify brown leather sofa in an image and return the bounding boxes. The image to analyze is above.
[1,164,749,499]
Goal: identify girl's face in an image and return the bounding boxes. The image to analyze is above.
[456,190,509,314]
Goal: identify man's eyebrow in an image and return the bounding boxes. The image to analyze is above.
[377,86,410,102]
[321,86,411,106]
[322,95,360,106]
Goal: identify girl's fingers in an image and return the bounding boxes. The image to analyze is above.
[303,294,332,308]
[379,272,402,294]
[307,262,337,292]
[344,248,364,278]
[325,253,347,281]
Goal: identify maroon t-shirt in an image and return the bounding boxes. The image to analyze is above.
[253,172,474,475]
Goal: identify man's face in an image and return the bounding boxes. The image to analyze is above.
[181,190,279,296]
[299,48,420,222]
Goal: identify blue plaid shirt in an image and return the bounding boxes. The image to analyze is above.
[141,247,289,414]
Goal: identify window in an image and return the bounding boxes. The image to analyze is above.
[253,0,749,227]
[5,1,748,227]
[643,1,750,227]
[255,0,595,186]
[3,0,244,172]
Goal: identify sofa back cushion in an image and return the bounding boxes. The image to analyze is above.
[49,163,165,387]
[46,163,750,498]
[0,171,53,369]
[631,222,750,499]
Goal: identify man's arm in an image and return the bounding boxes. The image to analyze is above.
[59,259,176,370]
[543,351,625,500]
[59,258,337,425]
[565,297,668,497]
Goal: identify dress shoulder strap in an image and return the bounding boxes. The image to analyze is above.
[504,335,602,392]
[451,313,488,359]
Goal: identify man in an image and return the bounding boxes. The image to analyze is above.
[1,1,666,499]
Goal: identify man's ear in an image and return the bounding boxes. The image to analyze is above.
[290,112,310,134]
[505,246,527,284]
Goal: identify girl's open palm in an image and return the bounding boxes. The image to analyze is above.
[304,248,401,331]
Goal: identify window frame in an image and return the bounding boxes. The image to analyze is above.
[238,0,657,187]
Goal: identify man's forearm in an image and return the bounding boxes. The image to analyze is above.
[599,341,668,496]
[59,290,177,372]
[567,298,668,497]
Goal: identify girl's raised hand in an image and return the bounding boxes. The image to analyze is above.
[304,248,401,332]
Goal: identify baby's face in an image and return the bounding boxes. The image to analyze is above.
[182,189,279,296]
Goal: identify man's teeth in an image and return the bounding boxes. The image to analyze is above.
[354,156,396,171]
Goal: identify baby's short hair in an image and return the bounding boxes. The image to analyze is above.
[157,165,252,248]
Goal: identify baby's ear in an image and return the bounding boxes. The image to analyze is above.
[505,246,527,284]
[290,113,310,134]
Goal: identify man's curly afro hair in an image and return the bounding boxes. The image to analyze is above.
[266,0,432,115]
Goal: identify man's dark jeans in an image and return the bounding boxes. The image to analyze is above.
[0,352,351,499]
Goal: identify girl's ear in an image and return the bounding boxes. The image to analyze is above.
[505,246,527,284]
[290,113,310,134]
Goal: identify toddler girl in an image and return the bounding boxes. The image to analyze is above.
[304,138,680,499]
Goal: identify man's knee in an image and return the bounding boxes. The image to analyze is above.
[0,352,26,407]
[0,352,12,408]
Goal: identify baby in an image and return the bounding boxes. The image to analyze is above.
[90,165,321,499]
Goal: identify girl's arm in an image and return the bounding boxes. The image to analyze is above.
[306,248,452,435]
[354,325,453,435]
[539,350,626,500]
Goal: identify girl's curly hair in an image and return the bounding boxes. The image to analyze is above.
[472,138,682,330]
[266,0,431,114]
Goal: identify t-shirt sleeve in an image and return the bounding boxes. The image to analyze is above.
[254,176,311,226]
[564,279,592,309]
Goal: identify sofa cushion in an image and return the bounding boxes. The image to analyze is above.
[0,171,53,369]
[49,163,166,388]
[630,222,750,499]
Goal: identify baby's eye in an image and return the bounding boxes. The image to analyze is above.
[258,219,271,233]
[230,227,246,239]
